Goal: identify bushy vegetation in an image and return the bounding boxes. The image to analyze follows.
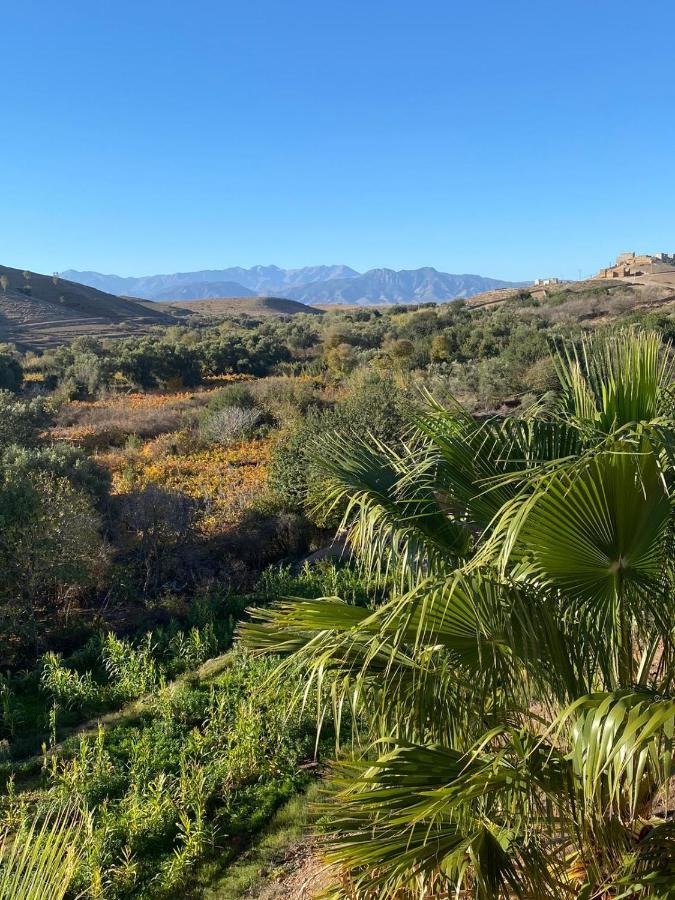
[37,650,320,898]
[0,347,23,393]
[2,649,319,898]
[2,289,675,897]
[0,562,376,897]
[0,393,109,663]
[243,329,675,898]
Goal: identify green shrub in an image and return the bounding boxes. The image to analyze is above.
[206,383,256,411]
[254,560,386,607]
[268,372,406,519]
[0,443,111,505]
[102,633,159,701]
[0,393,51,449]
[0,352,23,393]
[250,376,322,424]
[0,472,103,661]
[40,652,99,710]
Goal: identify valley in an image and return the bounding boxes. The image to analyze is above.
[0,260,673,898]
[5,2,675,895]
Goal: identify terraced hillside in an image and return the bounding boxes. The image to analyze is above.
[0,264,172,349]
[467,277,675,316]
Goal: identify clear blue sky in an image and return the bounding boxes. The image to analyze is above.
[2,0,674,281]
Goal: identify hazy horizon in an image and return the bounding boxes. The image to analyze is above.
[61,262,532,280]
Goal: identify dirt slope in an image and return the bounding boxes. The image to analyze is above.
[0,264,173,349]
[244,844,330,898]
[467,277,675,314]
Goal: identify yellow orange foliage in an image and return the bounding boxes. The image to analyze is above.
[64,375,252,412]
[68,389,205,412]
[104,437,270,532]
[51,425,99,444]
[52,380,270,532]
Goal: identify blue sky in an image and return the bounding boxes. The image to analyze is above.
[2,0,674,281]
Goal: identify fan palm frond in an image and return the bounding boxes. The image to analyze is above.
[240,328,675,898]
[309,430,470,585]
[318,690,674,899]
[0,807,81,900]
[555,328,674,432]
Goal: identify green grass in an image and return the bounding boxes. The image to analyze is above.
[194,780,324,899]
[0,563,370,898]
[0,649,325,898]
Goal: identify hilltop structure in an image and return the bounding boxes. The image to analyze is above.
[596,251,675,279]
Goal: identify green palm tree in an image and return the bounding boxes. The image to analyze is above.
[241,329,675,899]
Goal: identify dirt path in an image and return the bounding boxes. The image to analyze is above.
[244,843,331,899]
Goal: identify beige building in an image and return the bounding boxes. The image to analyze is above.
[596,251,675,279]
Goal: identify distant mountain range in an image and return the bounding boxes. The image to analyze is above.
[61,265,525,305]
[285,268,522,305]
[60,266,359,301]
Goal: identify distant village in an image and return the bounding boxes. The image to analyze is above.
[595,251,675,279]
[534,251,675,287]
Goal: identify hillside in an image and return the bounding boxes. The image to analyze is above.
[0,264,172,349]
[160,295,324,317]
[467,277,675,316]
[62,265,523,305]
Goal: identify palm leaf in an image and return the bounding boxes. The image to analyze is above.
[319,738,568,899]
[0,807,81,900]
[483,448,670,604]
[238,328,675,897]
[309,430,470,585]
[555,329,674,431]
[414,407,582,532]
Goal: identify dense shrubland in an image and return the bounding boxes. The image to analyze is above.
[0,289,674,896]
[243,329,675,898]
[0,562,378,898]
[20,300,561,406]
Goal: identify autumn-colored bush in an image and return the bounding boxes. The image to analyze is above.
[106,438,271,533]
[53,391,211,444]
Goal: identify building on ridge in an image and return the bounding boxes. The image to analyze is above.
[595,251,675,279]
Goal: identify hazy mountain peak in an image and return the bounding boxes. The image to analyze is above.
[62,265,524,305]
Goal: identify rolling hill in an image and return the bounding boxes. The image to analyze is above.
[158,296,324,317]
[62,265,524,305]
[0,264,172,349]
[151,281,256,301]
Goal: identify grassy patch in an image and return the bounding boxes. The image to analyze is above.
[194,780,324,899]
[0,563,372,897]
